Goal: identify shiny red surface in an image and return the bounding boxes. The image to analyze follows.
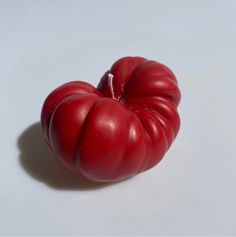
[41,57,181,182]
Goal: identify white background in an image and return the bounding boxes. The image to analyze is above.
[0,0,236,235]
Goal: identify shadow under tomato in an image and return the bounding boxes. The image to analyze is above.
[17,122,115,190]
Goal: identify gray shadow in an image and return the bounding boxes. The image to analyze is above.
[17,122,113,190]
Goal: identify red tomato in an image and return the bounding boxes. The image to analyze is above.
[41,57,181,182]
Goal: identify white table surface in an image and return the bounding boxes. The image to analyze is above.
[1,0,236,235]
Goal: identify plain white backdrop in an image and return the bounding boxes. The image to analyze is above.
[0,0,236,235]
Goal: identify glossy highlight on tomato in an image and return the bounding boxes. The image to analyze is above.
[41,56,181,182]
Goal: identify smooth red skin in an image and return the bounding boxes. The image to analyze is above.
[41,57,181,182]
